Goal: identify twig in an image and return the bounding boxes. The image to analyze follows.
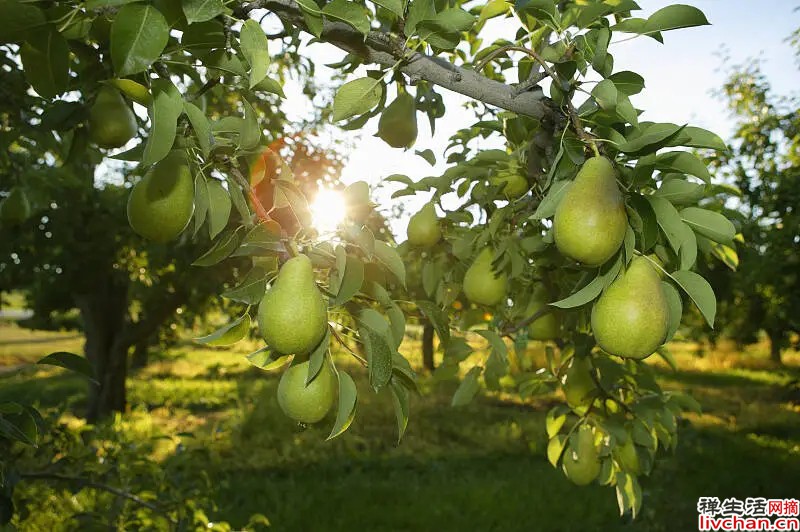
[227,164,271,222]
[502,305,554,335]
[20,473,177,524]
[329,325,368,367]
[189,77,220,102]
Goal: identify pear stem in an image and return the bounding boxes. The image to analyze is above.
[473,45,601,157]
[285,239,300,258]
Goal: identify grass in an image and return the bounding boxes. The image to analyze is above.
[1,321,799,531]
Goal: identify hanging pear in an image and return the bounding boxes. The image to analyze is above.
[553,156,627,266]
[525,286,559,341]
[277,359,337,424]
[378,93,418,149]
[591,256,669,359]
[562,356,596,414]
[463,249,507,306]
[0,187,31,226]
[562,424,601,486]
[490,162,529,199]
[127,151,195,242]
[406,202,441,247]
[88,86,138,148]
[258,254,327,355]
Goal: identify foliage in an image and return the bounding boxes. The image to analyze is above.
[0,0,741,522]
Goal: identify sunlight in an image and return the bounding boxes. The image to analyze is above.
[310,188,346,234]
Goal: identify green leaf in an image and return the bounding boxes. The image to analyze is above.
[654,151,711,182]
[477,0,509,25]
[615,93,639,127]
[645,4,709,33]
[615,472,642,518]
[417,8,475,50]
[547,434,567,467]
[404,0,435,36]
[246,347,290,371]
[546,406,567,438]
[111,4,169,76]
[331,253,364,306]
[666,126,727,152]
[359,310,395,391]
[182,19,226,53]
[327,370,357,440]
[371,0,404,17]
[415,149,436,166]
[475,330,508,362]
[373,240,406,287]
[552,256,622,309]
[38,352,97,383]
[226,176,251,222]
[252,77,286,98]
[142,79,183,165]
[240,19,270,89]
[182,0,225,24]
[107,78,152,106]
[306,328,331,385]
[530,180,571,220]
[451,366,482,407]
[654,177,705,205]
[195,311,250,346]
[184,102,213,156]
[0,0,46,42]
[645,196,684,255]
[678,222,697,270]
[680,207,736,245]
[627,194,658,251]
[332,77,383,122]
[222,264,271,304]
[617,123,685,155]
[322,0,371,35]
[20,27,69,99]
[240,98,261,150]
[592,79,618,110]
[193,228,242,266]
[232,223,283,256]
[390,378,410,443]
[386,302,406,351]
[296,0,324,36]
[662,281,682,342]
[206,179,232,239]
[670,270,716,327]
[416,300,451,346]
[193,174,209,236]
[608,71,645,96]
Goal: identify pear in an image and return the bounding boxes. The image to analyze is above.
[562,356,596,414]
[490,166,529,199]
[378,93,418,149]
[343,181,372,222]
[553,156,627,266]
[127,152,195,242]
[277,359,337,424]
[526,287,559,341]
[406,202,441,248]
[463,249,507,306]
[88,86,138,148]
[614,437,641,474]
[591,256,669,359]
[563,424,601,486]
[0,187,31,226]
[258,254,327,355]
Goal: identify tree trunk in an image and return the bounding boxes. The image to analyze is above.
[130,338,150,370]
[75,277,130,423]
[422,322,435,372]
[767,329,783,365]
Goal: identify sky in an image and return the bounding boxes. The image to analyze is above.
[278,1,800,234]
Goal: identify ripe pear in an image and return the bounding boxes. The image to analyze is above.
[591,257,669,359]
[526,287,559,341]
[463,249,507,306]
[127,152,194,242]
[0,187,31,226]
[562,356,596,414]
[343,181,372,222]
[277,359,337,424]
[258,254,327,355]
[378,93,418,149]
[553,156,627,266]
[490,167,529,199]
[88,86,138,148]
[406,202,441,247]
[562,424,601,486]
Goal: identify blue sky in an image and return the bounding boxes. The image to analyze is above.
[282,1,799,228]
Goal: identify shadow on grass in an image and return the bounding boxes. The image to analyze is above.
[653,367,784,390]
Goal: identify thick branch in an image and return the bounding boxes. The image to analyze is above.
[233,0,555,119]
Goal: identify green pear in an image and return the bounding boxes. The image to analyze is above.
[526,287,559,341]
[378,93,418,149]
[277,359,337,424]
[591,256,669,359]
[127,152,195,242]
[406,202,441,247]
[463,249,507,306]
[343,181,372,222]
[614,436,641,474]
[562,356,596,414]
[258,255,327,355]
[88,86,138,148]
[490,167,529,199]
[553,156,627,266]
[562,424,601,486]
[0,187,31,226]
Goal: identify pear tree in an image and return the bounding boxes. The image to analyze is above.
[0,0,738,519]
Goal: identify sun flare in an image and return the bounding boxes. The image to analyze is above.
[310,188,347,234]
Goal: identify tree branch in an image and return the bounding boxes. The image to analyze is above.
[232,0,556,120]
[20,472,177,523]
[502,305,554,335]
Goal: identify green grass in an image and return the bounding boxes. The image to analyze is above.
[1,322,799,531]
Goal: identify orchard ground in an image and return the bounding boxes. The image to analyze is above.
[1,320,798,531]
